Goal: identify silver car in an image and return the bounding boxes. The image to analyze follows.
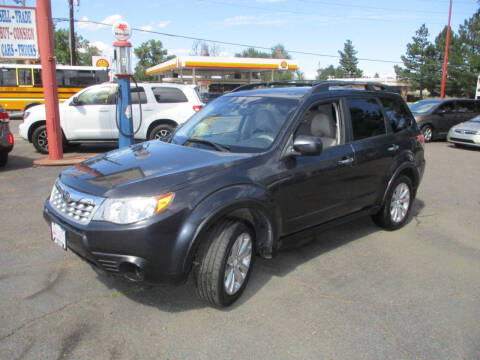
[0,105,14,167]
[447,115,480,148]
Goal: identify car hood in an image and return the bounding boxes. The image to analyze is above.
[452,120,480,131]
[60,141,252,198]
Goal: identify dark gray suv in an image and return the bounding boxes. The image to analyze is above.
[410,98,480,142]
[44,81,425,307]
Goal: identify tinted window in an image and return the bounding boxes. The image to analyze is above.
[130,87,147,104]
[60,70,108,87]
[379,97,412,132]
[456,100,475,113]
[33,69,42,87]
[437,101,455,113]
[0,69,16,86]
[152,87,188,103]
[409,100,441,114]
[18,68,33,86]
[76,87,110,105]
[348,98,386,140]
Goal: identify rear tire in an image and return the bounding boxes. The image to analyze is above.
[0,152,7,167]
[148,124,175,142]
[194,219,255,307]
[372,175,413,231]
[32,125,48,154]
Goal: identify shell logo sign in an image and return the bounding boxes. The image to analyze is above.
[280,61,288,69]
[92,56,110,68]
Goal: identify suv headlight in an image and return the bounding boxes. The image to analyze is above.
[94,193,174,224]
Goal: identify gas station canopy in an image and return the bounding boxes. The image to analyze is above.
[146,56,299,85]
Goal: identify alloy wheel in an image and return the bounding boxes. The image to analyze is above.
[389,183,410,223]
[224,232,252,295]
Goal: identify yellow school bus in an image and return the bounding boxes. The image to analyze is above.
[0,64,109,113]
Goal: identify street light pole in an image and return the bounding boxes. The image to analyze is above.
[440,0,453,99]
[68,0,76,66]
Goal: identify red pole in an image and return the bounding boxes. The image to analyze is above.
[440,0,453,99]
[36,0,63,159]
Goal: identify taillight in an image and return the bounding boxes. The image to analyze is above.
[193,105,203,112]
[417,134,425,146]
[0,111,9,123]
[8,133,14,146]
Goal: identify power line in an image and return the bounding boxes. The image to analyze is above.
[54,18,403,64]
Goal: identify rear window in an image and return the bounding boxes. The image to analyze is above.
[130,87,147,104]
[379,97,413,132]
[348,98,386,140]
[456,100,475,113]
[152,87,188,103]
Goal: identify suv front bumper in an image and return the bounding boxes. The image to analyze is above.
[43,201,188,284]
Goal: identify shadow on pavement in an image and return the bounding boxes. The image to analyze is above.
[96,198,426,312]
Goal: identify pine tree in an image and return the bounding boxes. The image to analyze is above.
[338,40,363,78]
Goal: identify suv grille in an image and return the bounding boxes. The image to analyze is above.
[49,181,104,224]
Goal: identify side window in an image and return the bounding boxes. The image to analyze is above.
[348,98,386,140]
[131,87,147,104]
[33,69,42,87]
[295,101,340,148]
[18,68,33,86]
[437,101,455,114]
[76,87,110,105]
[456,100,475,113]
[0,69,17,86]
[152,87,188,103]
[379,97,413,132]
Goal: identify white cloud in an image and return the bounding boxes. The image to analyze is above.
[219,51,230,57]
[256,0,287,2]
[91,41,113,57]
[78,14,123,31]
[141,25,153,31]
[168,49,190,55]
[157,21,171,28]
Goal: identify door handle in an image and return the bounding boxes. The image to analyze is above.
[338,157,354,165]
[387,144,399,152]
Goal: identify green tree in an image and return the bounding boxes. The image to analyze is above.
[316,64,346,80]
[134,40,174,80]
[53,29,100,66]
[338,39,363,78]
[235,47,271,58]
[456,10,480,97]
[395,24,439,97]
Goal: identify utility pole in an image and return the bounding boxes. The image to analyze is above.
[68,0,76,66]
[440,0,453,99]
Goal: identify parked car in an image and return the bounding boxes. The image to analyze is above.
[0,105,14,167]
[19,83,204,154]
[447,115,480,148]
[409,98,480,142]
[43,81,425,307]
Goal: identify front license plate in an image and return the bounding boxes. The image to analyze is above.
[51,222,66,251]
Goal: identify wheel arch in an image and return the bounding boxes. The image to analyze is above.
[23,102,41,112]
[28,120,46,142]
[146,119,178,139]
[178,186,277,276]
[381,163,420,206]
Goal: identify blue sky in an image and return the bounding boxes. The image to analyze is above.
[5,0,479,78]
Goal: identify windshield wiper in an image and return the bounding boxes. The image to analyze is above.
[185,138,230,152]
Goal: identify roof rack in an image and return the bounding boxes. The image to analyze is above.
[231,80,392,94]
[311,81,391,93]
[231,81,317,92]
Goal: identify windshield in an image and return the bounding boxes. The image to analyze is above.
[409,100,441,114]
[173,95,299,153]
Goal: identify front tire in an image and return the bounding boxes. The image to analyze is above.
[194,219,255,307]
[421,125,433,142]
[148,124,175,142]
[372,175,413,231]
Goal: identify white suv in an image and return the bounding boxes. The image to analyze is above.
[19,83,204,153]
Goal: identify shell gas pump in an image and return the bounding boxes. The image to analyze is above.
[112,21,135,148]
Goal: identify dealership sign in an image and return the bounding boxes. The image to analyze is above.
[0,5,39,60]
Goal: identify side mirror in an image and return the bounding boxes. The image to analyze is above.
[71,97,79,106]
[292,135,323,156]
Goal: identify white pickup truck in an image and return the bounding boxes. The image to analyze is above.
[19,82,204,153]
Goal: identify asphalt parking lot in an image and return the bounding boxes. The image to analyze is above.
[1,119,479,360]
